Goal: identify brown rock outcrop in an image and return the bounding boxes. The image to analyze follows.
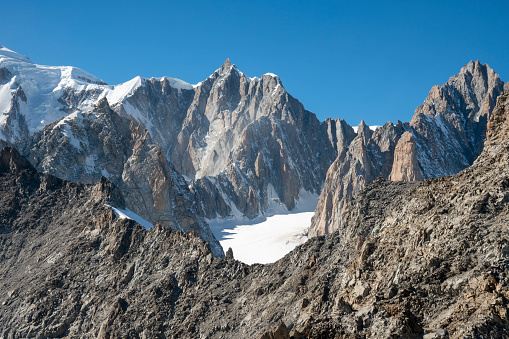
[388,131,423,181]
[309,121,404,237]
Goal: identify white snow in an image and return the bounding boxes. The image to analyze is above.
[208,189,318,265]
[121,100,155,134]
[352,125,380,133]
[0,45,31,62]
[108,205,153,230]
[0,77,17,114]
[60,124,82,150]
[434,114,449,137]
[105,76,143,104]
[0,45,106,133]
[157,77,194,91]
[209,212,312,265]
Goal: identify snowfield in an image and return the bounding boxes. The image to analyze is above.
[208,191,318,264]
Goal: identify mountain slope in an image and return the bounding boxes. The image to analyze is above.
[0,146,223,336]
[0,45,106,141]
[310,61,505,236]
[108,59,352,218]
[1,45,505,226]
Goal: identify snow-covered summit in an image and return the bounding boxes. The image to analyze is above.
[0,44,108,137]
[263,72,279,78]
[0,45,32,63]
[158,76,194,91]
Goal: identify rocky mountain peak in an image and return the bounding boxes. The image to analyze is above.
[414,60,503,121]
[357,120,369,134]
[461,59,489,75]
[219,58,234,74]
[310,63,505,238]
[357,120,372,144]
[0,146,34,174]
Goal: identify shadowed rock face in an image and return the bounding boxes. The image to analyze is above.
[14,99,223,256]
[1,92,509,338]
[310,61,505,237]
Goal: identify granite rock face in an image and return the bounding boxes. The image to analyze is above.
[1,45,506,229]
[111,61,353,218]
[15,99,223,256]
[310,61,505,236]
[388,131,422,182]
[1,91,509,338]
[409,60,504,178]
[310,120,405,236]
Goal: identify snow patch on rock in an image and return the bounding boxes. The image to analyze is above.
[108,205,154,230]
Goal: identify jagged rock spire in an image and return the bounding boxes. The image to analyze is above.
[219,58,233,73]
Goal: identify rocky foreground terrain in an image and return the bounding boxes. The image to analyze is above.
[1,88,509,337]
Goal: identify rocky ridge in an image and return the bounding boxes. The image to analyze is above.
[0,146,222,336]
[14,98,223,256]
[1,91,509,337]
[310,61,505,236]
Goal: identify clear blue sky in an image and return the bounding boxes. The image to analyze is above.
[2,0,508,126]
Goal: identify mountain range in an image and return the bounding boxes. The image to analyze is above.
[1,75,508,337]
[1,45,505,245]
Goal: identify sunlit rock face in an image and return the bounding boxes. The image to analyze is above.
[115,60,353,219]
[0,46,352,220]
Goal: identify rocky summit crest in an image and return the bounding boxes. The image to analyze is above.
[219,57,233,73]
